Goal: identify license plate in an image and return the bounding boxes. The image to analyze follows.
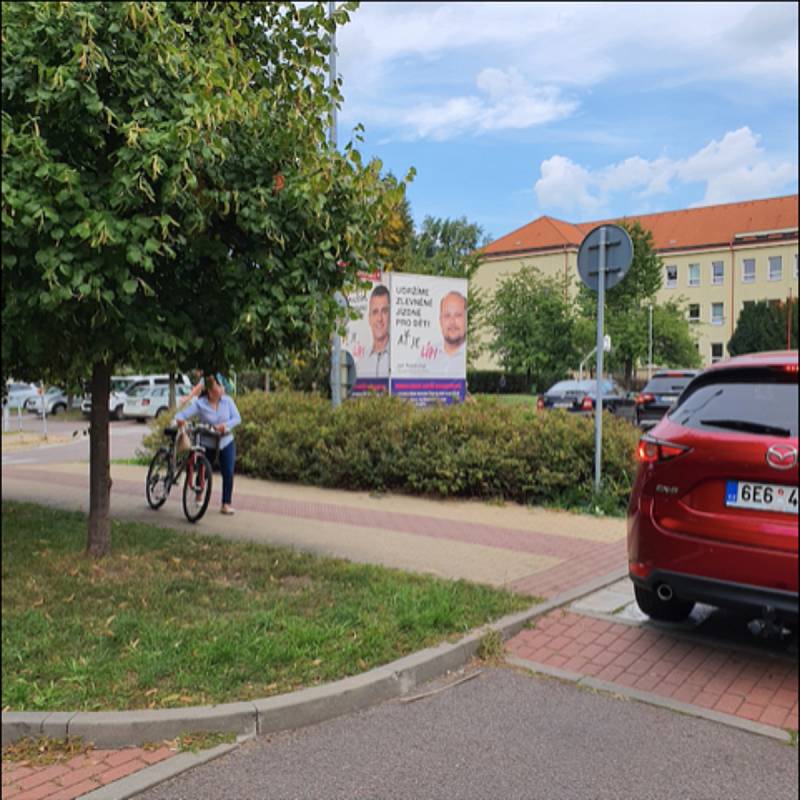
[725,480,798,515]
[657,394,677,404]
[553,402,571,408]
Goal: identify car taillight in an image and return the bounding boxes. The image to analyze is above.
[636,436,691,463]
[580,396,593,411]
[536,396,545,410]
[636,392,655,405]
[776,364,799,374]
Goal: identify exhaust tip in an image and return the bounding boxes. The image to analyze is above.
[656,583,673,602]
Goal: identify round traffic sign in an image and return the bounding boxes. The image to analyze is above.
[577,224,634,292]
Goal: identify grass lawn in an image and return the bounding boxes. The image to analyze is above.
[2,502,535,712]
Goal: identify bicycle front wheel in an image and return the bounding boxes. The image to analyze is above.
[182,451,213,523]
[146,448,171,509]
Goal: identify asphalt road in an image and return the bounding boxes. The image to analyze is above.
[2,417,148,465]
[138,667,798,800]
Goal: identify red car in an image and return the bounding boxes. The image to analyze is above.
[628,350,798,624]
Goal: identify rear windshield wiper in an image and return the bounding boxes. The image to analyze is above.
[699,419,791,437]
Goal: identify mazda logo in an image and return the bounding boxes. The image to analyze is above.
[765,444,798,470]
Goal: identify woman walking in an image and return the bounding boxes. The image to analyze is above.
[174,372,241,514]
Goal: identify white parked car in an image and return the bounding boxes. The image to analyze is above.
[26,387,81,416]
[4,382,40,411]
[123,384,191,422]
[81,374,190,420]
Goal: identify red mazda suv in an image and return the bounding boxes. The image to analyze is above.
[628,350,798,624]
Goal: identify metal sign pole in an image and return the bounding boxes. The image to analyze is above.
[594,226,606,493]
[328,1,340,409]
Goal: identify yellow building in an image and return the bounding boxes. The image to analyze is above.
[477,195,799,369]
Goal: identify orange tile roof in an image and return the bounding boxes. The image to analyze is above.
[483,195,799,257]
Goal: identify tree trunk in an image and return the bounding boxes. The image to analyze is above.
[87,361,112,558]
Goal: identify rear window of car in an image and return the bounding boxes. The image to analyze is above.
[669,368,798,437]
[643,376,695,394]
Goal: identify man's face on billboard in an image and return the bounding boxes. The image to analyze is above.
[368,291,390,351]
[440,293,467,351]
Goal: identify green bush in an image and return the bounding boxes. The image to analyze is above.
[140,392,640,513]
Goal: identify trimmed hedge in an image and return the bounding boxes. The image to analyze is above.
[143,392,640,512]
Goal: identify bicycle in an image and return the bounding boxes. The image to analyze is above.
[145,422,220,523]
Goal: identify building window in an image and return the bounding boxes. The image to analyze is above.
[711,343,724,363]
[688,263,700,287]
[711,261,724,285]
[711,302,724,326]
[768,256,782,281]
[688,304,701,323]
[742,258,756,283]
[665,265,677,288]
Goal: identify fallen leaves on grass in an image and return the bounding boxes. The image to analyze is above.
[2,736,92,766]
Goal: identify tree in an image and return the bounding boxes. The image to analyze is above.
[2,1,394,556]
[488,266,578,392]
[577,220,699,385]
[373,171,415,273]
[728,299,798,355]
[409,216,489,280]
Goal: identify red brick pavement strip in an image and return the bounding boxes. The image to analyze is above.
[1,746,175,800]
[3,467,626,599]
[507,609,799,732]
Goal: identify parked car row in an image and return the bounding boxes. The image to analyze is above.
[536,378,633,418]
[536,369,702,430]
[634,370,700,429]
[123,384,191,422]
[81,374,191,420]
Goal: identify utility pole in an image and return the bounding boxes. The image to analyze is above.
[648,304,653,380]
[328,1,342,408]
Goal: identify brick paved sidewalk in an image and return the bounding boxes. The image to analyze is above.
[2,463,627,598]
[507,609,799,732]
[1,746,175,800]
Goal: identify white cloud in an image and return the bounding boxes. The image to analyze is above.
[533,127,795,216]
[678,128,796,205]
[338,2,798,95]
[388,67,578,141]
[535,156,604,216]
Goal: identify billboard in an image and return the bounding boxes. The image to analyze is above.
[389,273,468,405]
[342,272,390,397]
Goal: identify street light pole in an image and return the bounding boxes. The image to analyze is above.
[647,304,653,381]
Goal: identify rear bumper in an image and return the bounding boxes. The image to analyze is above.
[630,569,799,621]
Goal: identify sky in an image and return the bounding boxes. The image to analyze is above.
[333,1,799,242]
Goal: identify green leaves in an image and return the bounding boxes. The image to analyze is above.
[2,0,394,388]
[489,267,578,391]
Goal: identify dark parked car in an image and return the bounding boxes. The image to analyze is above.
[537,379,631,417]
[635,370,701,428]
[628,350,798,625]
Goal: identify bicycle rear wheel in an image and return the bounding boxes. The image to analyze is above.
[146,448,171,509]
[182,451,212,523]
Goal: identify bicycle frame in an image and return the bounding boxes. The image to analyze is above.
[164,424,219,491]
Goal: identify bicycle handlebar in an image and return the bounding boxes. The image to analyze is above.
[164,422,221,439]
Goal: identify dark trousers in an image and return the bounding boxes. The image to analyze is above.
[206,441,235,505]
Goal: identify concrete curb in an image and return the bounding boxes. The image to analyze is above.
[1,566,627,749]
[507,656,793,743]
